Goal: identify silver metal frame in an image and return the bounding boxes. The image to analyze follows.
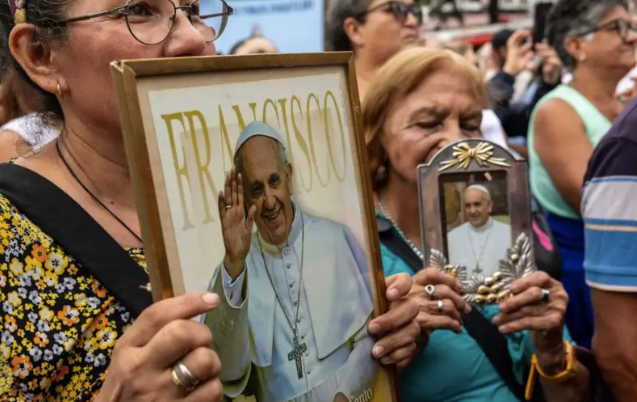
[417,139,535,305]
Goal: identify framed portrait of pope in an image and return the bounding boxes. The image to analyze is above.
[110,53,396,402]
[418,139,536,305]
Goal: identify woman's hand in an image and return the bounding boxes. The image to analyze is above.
[492,271,568,350]
[367,274,420,369]
[96,293,224,402]
[412,268,471,335]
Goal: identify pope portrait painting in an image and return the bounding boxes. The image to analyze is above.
[203,122,377,402]
[447,184,511,277]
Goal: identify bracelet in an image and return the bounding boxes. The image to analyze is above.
[524,341,578,401]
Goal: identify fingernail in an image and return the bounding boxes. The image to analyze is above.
[465,304,472,313]
[368,322,381,334]
[380,357,391,365]
[372,345,385,358]
[203,293,219,306]
[387,288,399,299]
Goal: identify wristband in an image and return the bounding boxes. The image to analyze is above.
[524,341,577,400]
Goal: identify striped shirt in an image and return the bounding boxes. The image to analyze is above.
[582,97,637,292]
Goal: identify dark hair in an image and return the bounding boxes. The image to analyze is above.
[0,0,72,131]
[547,0,629,70]
[324,0,373,51]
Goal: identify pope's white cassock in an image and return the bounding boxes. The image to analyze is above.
[447,217,511,277]
[203,206,377,402]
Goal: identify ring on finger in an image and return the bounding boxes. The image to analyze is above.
[424,284,437,300]
[541,289,550,304]
[225,204,233,210]
[437,299,443,314]
[171,360,200,391]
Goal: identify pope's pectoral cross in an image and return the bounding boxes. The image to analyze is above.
[288,334,307,379]
[475,264,483,274]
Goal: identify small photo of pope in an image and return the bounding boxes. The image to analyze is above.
[203,122,379,402]
[445,178,512,278]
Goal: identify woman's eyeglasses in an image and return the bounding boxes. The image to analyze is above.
[579,19,637,42]
[356,1,423,26]
[56,0,233,45]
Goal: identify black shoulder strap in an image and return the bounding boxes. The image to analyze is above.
[0,163,153,317]
[378,217,527,402]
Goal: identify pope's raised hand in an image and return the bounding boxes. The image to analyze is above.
[218,170,256,280]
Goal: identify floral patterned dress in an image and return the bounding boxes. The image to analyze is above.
[0,168,151,402]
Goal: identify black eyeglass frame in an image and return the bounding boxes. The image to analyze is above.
[55,0,234,45]
[355,1,423,25]
[577,18,637,42]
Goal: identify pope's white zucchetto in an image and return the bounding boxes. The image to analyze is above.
[466,184,491,199]
[234,121,288,161]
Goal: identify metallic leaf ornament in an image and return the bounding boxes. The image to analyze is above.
[429,233,535,305]
[439,142,511,172]
[429,249,467,282]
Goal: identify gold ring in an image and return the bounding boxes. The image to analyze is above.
[171,368,185,388]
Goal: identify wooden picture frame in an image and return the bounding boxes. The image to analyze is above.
[111,52,397,402]
[418,139,535,305]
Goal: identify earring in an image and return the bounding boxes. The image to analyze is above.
[56,82,63,98]
[376,162,388,182]
[579,54,587,62]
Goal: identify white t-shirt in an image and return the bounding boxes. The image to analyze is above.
[0,113,59,151]
[481,109,509,150]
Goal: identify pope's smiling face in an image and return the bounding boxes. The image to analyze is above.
[238,136,294,246]
[463,188,492,228]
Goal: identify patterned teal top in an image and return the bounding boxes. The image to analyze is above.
[379,222,574,402]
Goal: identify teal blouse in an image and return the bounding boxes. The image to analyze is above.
[380,228,574,402]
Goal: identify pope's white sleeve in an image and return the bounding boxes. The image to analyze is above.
[202,263,251,398]
[335,317,378,400]
[221,265,247,306]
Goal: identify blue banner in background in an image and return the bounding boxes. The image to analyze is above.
[208,0,325,54]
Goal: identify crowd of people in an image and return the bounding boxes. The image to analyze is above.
[1,0,637,401]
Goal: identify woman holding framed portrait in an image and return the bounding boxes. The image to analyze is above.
[362,47,597,402]
[0,0,422,401]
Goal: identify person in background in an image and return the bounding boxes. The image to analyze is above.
[0,0,422,400]
[363,46,590,402]
[489,28,535,100]
[229,25,278,55]
[443,40,477,66]
[325,0,423,101]
[443,42,514,152]
[420,35,441,49]
[490,29,563,140]
[582,97,637,402]
[528,0,637,349]
[0,67,60,160]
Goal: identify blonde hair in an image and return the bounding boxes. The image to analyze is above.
[363,47,487,190]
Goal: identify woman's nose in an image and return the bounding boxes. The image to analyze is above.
[162,10,212,57]
[438,125,464,148]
